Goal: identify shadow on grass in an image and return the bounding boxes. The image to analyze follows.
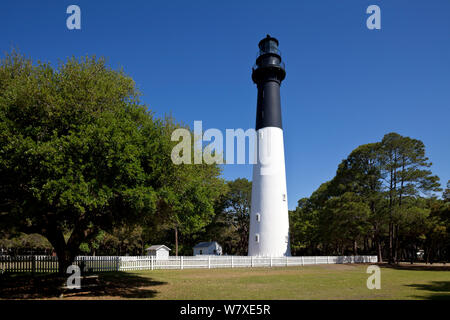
[406,281,450,300]
[0,272,166,299]
[379,263,450,272]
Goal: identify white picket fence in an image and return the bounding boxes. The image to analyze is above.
[0,255,119,273]
[119,255,378,271]
[0,255,377,273]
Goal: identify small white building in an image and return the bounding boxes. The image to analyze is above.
[145,245,171,259]
[193,241,222,256]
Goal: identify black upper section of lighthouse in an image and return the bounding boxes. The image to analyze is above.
[252,35,286,131]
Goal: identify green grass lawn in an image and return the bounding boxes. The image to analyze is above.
[1,263,449,300]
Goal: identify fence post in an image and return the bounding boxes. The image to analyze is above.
[32,255,36,275]
[327,256,330,264]
[208,256,211,269]
[231,256,233,268]
[251,256,253,268]
[151,256,154,270]
[270,256,272,268]
[181,256,183,270]
[314,256,317,265]
[286,256,288,267]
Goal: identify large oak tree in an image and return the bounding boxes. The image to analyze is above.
[0,52,223,272]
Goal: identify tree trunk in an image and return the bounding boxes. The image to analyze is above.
[43,218,97,274]
[388,165,394,264]
[55,247,77,275]
[389,222,393,263]
[353,240,358,255]
[46,233,75,274]
[394,224,400,263]
[377,239,383,263]
[174,226,178,256]
[44,228,70,274]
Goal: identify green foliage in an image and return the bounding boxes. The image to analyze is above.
[289,197,319,254]
[0,232,52,254]
[146,117,226,255]
[0,51,223,268]
[221,178,252,255]
[321,192,371,252]
[193,178,251,255]
[290,132,447,262]
[444,180,450,201]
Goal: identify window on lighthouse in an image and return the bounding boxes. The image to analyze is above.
[255,234,260,243]
[256,213,261,222]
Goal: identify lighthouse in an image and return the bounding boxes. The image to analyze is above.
[248,35,290,257]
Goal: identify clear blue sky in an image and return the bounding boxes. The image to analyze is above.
[1,0,449,209]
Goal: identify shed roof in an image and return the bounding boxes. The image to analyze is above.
[145,245,171,251]
[193,241,219,248]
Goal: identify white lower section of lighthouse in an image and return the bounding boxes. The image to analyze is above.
[248,126,291,257]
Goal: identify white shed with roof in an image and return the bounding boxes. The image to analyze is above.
[145,245,171,259]
[193,241,222,256]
